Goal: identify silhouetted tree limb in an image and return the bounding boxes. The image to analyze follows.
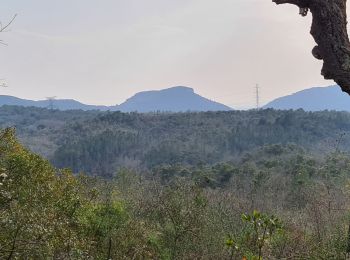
[0,15,16,89]
[0,14,17,46]
[272,0,350,94]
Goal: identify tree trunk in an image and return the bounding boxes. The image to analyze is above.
[107,237,112,260]
[272,0,350,95]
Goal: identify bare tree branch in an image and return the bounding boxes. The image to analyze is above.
[272,0,350,95]
[0,15,17,87]
[0,14,17,33]
[0,14,17,46]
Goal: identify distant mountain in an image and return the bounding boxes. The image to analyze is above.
[118,86,232,112]
[264,85,350,111]
[0,95,114,111]
[0,86,232,112]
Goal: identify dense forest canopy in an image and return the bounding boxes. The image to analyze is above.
[1,106,350,177]
[2,123,350,258]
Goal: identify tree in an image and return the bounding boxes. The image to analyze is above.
[272,0,350,95]
[226,210,283,260]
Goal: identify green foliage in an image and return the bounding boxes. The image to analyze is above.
[226,211,283,260]
[0,128,150,259]
[4,106,350,176]
[2,126,350,258]
[0,128,58,258]
[242,211,283,259]
[146,181,209,259]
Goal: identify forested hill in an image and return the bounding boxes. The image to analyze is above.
[1,105,350,177]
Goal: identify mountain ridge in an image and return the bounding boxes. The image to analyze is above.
[118,86,231,112]
[264,85,350,111]
[0,86,232,112]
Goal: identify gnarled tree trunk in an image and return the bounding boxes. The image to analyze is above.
[273,0,350,94]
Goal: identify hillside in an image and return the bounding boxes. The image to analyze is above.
[0,86,232,112]
[264,85,350,111]
[3,121,350,259]
[118,86,232,112]
[2,106,350,177]
[0,95,114,111]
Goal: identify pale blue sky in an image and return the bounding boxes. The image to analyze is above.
[0,0,341,108]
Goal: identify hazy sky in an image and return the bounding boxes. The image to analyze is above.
[0,0,344,109]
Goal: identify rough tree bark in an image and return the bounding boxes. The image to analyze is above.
[272,0,350,94]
